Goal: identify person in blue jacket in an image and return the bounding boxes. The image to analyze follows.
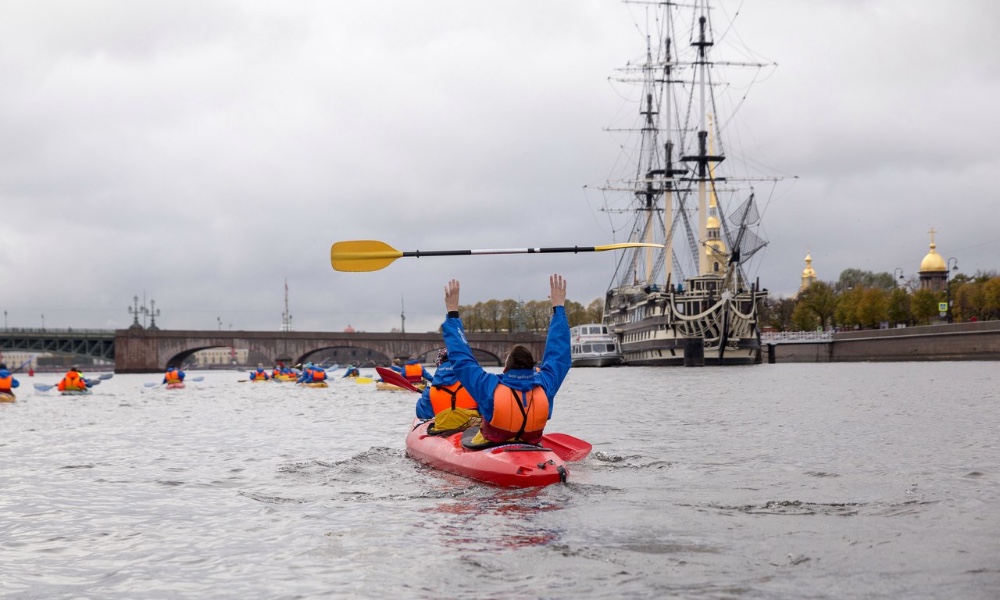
[441,274,571,446]
[415,348,480,432]
[0,363,21,395]
[342,365,360,378]
[162,366,186,385]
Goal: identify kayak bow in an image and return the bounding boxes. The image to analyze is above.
[405,419,568,488]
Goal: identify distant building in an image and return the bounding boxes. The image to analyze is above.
[918,229,948,292]
[189,348,249,367]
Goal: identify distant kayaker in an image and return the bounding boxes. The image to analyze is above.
[249,363,271,381]
[0,363,20,394]
[441,274,571,446]
[296,363,327,384]
[401,358,433,385]
[342,365,360,378]
[162,366,186,385]
[415,348,480,433]
[57,367,91,392]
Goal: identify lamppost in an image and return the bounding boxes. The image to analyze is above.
[893,268,904,288]
[41,313,45,331]
[148,300,161,330]
[217,316,222,331]
[946,257,959,323]
[3,310,6,330]
[128,295,143,329]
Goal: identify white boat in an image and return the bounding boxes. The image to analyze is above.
[597,0,781,366]
[570,324,621,368]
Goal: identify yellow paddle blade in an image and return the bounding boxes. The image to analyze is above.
[330,240,403,272]
[594,242,664,251]
[355,377,374,384]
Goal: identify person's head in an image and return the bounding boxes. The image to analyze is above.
[503,345,535,371]
[435,348,448,367]
[392,358,401,366]
[71,366,81,372]
[0,363,7,370]
[257,363,264,369]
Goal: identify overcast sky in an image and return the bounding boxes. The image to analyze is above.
[2,0,998,334]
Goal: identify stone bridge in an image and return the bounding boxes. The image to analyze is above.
[114,329,546,373]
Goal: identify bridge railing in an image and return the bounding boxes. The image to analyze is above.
[761,331,833,344]
[1,328,117,336]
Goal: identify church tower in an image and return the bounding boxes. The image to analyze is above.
[918,228,947,292]
[800,253,817,291]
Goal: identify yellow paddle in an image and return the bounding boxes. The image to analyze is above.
[330,240,663,272]
[355,377,374,384]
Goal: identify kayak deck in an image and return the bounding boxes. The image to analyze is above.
[405,419,568,488]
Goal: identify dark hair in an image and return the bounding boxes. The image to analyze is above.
[505,345,535,370]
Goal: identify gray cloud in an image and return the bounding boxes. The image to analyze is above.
[2,0,998,335]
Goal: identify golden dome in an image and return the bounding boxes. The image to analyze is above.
[801,253,816,278]
[706,215,720,229]
[920,242,947,272]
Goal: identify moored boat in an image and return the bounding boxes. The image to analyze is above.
[570,324,621,367]
[405,419,568,488]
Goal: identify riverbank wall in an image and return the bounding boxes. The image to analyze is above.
[767,321,1000,363]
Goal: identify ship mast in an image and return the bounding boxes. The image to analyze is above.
[682,2,725,276]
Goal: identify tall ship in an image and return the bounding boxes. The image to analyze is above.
[598,0,779,366]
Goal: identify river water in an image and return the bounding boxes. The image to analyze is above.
[2,363,998,599]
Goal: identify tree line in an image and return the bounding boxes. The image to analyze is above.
[455,298,605,333]
[762,268,1000,331]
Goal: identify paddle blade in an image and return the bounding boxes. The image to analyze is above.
[354,377,374,384]
[190,376,204,382]
[98,373,114,380]
[594,242,664,251]
[331,240,403,272]
[143,382,161,388]
[33,383,56,392]
[376,367,420,392]
[542,433,592,462]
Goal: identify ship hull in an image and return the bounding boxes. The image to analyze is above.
[604,280,765,367]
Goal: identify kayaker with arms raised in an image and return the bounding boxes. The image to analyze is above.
[415,348,480,433]
[441,274,571,447]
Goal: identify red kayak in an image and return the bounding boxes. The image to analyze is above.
[405,419,569,488]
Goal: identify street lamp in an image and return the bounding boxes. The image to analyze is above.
[41,313,45,331]
[946,257,959,323]
[893,268,904,288]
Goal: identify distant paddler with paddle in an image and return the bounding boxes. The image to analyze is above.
[442,274,571,447]
[57,367,93,393]
[415,349,480,434]
[342,365,360,378]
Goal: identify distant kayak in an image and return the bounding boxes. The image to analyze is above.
[166,382,186,390]
[61,389,92,396]
[0,392,15,403]
[405,419,568,488]
[273,374,298,382]
[377,381,426,392]
[300,381,329,388]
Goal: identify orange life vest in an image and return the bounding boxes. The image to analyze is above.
[310,368,326,382]
[429,382,478,415]
[0,374,12,392]
[403,363,423,383]
[165,370,181,383]
[480,384,549,444]
[58,371,86,391]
